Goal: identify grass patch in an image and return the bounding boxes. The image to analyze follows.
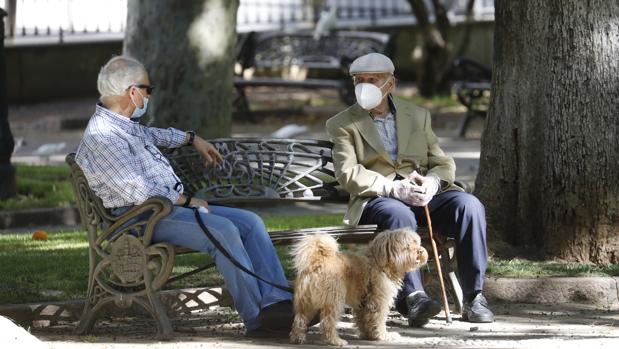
[397,93,461,109]
[0,164,74,210]
[487,257,619,278]
[0,231,89,304]
[0,214,343,304]
[1,214,617,305]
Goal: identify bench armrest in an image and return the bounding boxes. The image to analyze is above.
[97,196,174,248]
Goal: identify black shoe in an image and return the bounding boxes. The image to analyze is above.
[405,292,442,327]
[462,293,494,323]
[257,300,294,332]
[246,301,319,337]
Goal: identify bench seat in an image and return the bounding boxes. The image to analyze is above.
[66,137,464,339]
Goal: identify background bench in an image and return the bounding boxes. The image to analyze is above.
[234,31,394,120]
[67,138,464,339]
[451,57,492,137]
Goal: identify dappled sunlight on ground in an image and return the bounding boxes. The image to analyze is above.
[30,302,618,349]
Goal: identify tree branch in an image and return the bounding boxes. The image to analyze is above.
[431,0,450,41]
[408,0,446,48]
[455,0,477,58]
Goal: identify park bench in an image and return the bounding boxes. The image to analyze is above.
[66,138,464,339]
[233,30,394,120]
[451,57,492,137]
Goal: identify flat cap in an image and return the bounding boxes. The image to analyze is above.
[349,53,395,75]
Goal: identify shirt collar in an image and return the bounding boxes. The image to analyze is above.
[95,102,141,130]
[370,94,397,121]
[387,94,397,115]
[373,111,394,123]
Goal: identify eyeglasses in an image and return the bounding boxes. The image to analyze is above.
[127,84,155,94]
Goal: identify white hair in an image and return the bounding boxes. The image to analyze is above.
[97,56,147,97]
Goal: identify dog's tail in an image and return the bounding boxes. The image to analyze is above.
[290,233,339,272]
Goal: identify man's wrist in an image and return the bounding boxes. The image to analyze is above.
[185,130,196,146]
[427,174,441,195]
[182,194,192,207]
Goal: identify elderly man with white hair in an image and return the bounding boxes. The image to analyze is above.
[326,53,494,326]
[75,56,296,337]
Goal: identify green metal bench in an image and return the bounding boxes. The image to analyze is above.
[66,138,463,339]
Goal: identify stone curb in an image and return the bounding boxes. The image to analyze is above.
[0,206,80,231]
[1,277,617,330]
[484,276,619,310]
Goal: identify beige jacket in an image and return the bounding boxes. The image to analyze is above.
[325,96,463,226]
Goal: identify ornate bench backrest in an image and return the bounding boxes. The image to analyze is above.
[245,31,393,71]
[66,153,176,294]
[66,153,117,231]
[163,138,347,203]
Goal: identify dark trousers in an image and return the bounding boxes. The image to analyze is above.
[359,191,488,312]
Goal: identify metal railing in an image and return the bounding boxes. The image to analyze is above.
[5,0,125,43]
[237,0,495,32]
[4,0,495,44]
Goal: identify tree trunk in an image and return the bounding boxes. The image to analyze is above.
[475,0,619,264]
[0,8,16,200]
[124,0,239,138]
[408,0,450,97]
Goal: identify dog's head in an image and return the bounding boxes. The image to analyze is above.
[367,228,428,277]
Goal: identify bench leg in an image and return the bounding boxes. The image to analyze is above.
[76,285,174,340]
[144,261,175,340]
[437,242,463,314]
[447,271,464,314]
[75,248,107,335]
[458,110,486,137]
[133,292,174,341]
[458,111,474,137]
[76,248,174,339]
[75,286,113,335]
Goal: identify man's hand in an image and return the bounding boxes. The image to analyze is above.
[193,136,223,167]
[177,195,209,211]
[407,171,440,206]
[389,180,419,203]
[190,197,209,210]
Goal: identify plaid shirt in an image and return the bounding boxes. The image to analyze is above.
[372,95,398,161]
[75,104,187,208]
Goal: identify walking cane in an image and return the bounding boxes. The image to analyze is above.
[424,205,453,324]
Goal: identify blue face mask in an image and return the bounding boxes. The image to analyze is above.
[130,89,149,121]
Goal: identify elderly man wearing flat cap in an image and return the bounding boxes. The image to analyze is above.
[326,53,494,326]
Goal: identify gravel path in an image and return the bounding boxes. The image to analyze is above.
[28,302,618,349]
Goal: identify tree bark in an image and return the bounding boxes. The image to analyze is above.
[124,0,239,138]
[408,0,453,97]
[0,8,16,200]
[475,0,619,264]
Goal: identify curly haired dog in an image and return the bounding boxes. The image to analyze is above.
[289,228,428,346]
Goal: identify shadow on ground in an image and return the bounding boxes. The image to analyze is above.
[32,302,618,349]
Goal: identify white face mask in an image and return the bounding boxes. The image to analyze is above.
[130,88,149,121]
[354,78,391,110]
